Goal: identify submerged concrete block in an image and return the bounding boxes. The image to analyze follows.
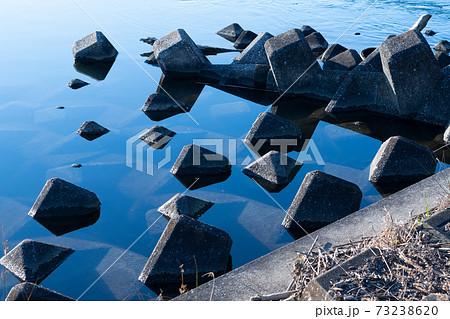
[217,23,244,42]
[157,193,214,220]
[233,32,273,65]
[323,49,362,71]
[6,283,74,301]
[72,31,118,63]
[234,30,258,50]
[76,121,109,141]
[139,125,176,149]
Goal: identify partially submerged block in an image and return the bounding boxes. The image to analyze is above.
[76,121,109,141]
[141,92,189,121]
[6,283,74,301]
[323,49,362,71]
[242,150,301,193]
[67,78,89,90]
[157,193,214,220]
[138,215,232,294]
[300,25,316,37]
[234,30,258,50]
[0,239,74,284]
[379,30,443,116]
[153,29,211,76]
[233,32,273,65]
[282,170,362,233]
[170,144,232,190]
[244,112,302,155]
[369,136,437,185]
[217,23,244,42]
[28,178,101,236]
[321,43,347,62]
[72,31,118,63]
[433,40,450,54]
[305,32,328,55]
[139,125,176,149]
[264,29,321,93]
[435,51,450,68]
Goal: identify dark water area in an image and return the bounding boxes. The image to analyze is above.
[0,0,449,300]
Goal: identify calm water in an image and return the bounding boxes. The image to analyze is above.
[1,0,449,300]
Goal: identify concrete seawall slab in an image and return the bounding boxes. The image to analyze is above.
[175,168,450,301]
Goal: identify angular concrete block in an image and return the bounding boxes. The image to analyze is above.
[154,29,211,76]
[321,43,347,62]
[264,29,321,93]
[379,30,443,115]
[242,150,301,193]
[305,32,329,55]
[141,92,189,121]
[28,178,101,236]
[157,193,214,220]
[72,31,118,63]
[244,112,302,155]
[234,30,258,50]
[0,239,74,284]
[217,23,244,42]
[323,49,362,71]
[233,32,273,65]
[139,125,176,149]
[138,216,232,294]
[6,283,74,301]
[170,144,232,190]
[76,121,109,141]
[282,170,362,232]
[435,51,450,68]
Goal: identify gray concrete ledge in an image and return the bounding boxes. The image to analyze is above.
[175,168,450,301]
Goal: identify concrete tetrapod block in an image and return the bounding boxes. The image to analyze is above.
[433,40,450,54]
[6,283,74,301]
[139,125,176,150]
[233,32,273,65]
[200,64,269,88]
[244,112,302,155]
[141,92,189,121]
[217,23,244,42]
[170,144,232,190]
[153,29,211,76]
[67,78,89,90]
[369,136,437,189]
[435,51,450,69]
[233,30,258,50]
[305,32,329,55]
[28,178,101,236]
[302,248,379,301]
[321,43,348,62]
[76,121,109,141]
[264,28,321,93]
[72,31,118,63]
[157,193,214,220]
[323,49,362,71]
[0,239,74,284]
[422,208,450,241]
[379,30,443,116]
[242,151,301,193]
[299,25,316,37]
[138,215,232,296]
[282,170,362,238]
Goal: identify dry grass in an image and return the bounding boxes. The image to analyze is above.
[291,196,450,301]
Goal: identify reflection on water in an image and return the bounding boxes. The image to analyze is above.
[0,0,449,300]
[74,61,116,81]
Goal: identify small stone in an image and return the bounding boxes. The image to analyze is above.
[139,125,176,149]
[282,170,362,234]
[141,93,189,121]
[72,31,118,63]
[138,215,232,294]
[140,37,158,45]
[369,136,437,185]
[76,121,109,141]
[234,30,258,50]
[233,32,273,65]
[0,239,74,284]
[323,49,362,71]
[242,150,301,193]
[300,25,316,37]
[305,32,329,55]
[244,112,302,155]
[153,29,211,76]
[170,144,232,190]
[354,32,361,35]
[217,23,244,42]
[435,51,450,68]
[71,163,82,168]
[157,193,214,220]
[6,283,74,301]
[433,40,450,53]
[321,43,348,62]
[68,79,89,90]
[424,30,436,36]
[56,106,65,110]
[28,177,101,236]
